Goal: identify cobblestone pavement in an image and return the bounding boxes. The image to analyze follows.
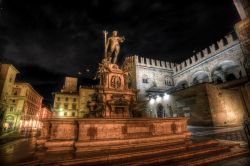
[190,125,250,166]
[189,125,248,142]
[208,157,250,166]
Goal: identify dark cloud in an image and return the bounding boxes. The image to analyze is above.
[0,0,240,103]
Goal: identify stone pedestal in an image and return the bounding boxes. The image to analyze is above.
[40,119,77,151]
[96,63,137,118]
[38,118,191,152]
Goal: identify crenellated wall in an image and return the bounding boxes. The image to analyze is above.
[174,34,237,74]
[173,35,246,87]
[123,32,247,103]
[131,55,176,70]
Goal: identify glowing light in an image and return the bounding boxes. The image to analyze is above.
[150,98,155,105]
[163,93,170,100]
[156,96,162,102]
[59,108,63,112]
[59,112,64,117]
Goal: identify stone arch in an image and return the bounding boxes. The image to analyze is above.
[191,71,210,85]
[176,80,189,90]
[211,60,241,83]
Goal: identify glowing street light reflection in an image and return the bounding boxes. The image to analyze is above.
[156,96,162,102]
[164,93,170,100]
[150,98,155,105]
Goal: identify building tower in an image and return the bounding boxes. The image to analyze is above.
[234,0,250,76]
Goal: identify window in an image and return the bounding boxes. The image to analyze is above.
[165,77,173,86]
[9,107,14,112]
[57,97,60,101]
[142,78,148,83]
[12,88,19,96]
[72,104,76,110]
[9,76,13,83]
[142,75,148,84]
[65,97,68,101]
[72,112,75,117]
[73,98,76,102]
[64,103,68,109]
[55,103,60,108]
[64,112,67,116]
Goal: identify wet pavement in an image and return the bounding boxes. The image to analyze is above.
[208,157,250,166]
[0,138,39,165]
[0,126,249,165]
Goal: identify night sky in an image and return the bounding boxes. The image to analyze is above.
[0,0,240,105]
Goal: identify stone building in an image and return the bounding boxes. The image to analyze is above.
[234,0,250,76]
[39,105,53,119]
[123,31,249,126]
[122,0,250,127]
[37,105,52,129]
[53,91,79,118]
[53,77,79,118]
[0,64,20,131]
[4,83,43,131]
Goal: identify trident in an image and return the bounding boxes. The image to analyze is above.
[103,30,108,58]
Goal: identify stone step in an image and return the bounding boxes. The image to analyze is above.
[175,146,249,166]
[75,139,219,159]
[75,133,190,151]
[76,138,187,153]
[110,145,230,166]
[40,140,223,165]
[114,145,249,166]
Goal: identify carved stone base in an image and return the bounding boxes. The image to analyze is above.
[37,118,191,152]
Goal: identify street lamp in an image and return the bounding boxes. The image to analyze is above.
[163,93,170,100]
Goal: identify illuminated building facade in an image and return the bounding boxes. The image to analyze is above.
[0,64,19,131]
[4,83,43,131]
[123,31,249,126]
[39,106,53,119]
[53,77,79,118]
[53,92,79,118]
